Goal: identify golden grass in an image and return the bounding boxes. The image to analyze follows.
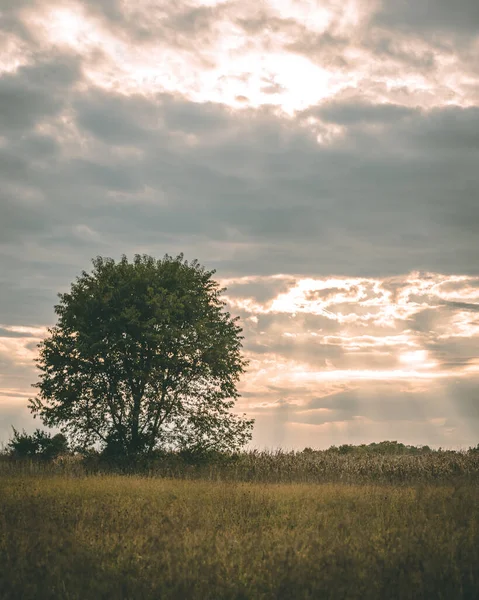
[2,447,478,484]
[1,475,478,599]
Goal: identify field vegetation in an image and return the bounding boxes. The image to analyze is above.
[3,439,479,484]
[1,443,478,599]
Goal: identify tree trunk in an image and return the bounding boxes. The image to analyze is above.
[130,392,142,456]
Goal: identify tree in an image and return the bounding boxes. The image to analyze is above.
[7,427,69,460]
[29,254,254,458]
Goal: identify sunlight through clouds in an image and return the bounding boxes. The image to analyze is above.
[0,0,478,449]
[221,271,479,446]
[11,0,477,113]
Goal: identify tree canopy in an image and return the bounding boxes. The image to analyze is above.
[30,254,254,457]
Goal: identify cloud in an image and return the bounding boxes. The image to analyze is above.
[73,90,158,145]
[1,0,478,449]
[442,301,479,312]
[373,0,479,37]
[311,99,416,125]
[249,377,479,449]
[0,327,36,338]
[82,0,223,48]
[0,53,81,133]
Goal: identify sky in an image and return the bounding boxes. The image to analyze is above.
[1,0,479,450]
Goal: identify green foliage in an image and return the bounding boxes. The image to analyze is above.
[7,427,69,461]
[29,254,253,458]
[1,476,478,599]
[328,440,433,456]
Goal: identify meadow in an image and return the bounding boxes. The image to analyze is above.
[1,447,478,599]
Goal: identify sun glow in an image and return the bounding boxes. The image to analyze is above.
[14,0,472,116]
[399,350,437,370]
[30,4,97,50]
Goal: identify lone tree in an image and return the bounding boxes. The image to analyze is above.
[30,254,254,457]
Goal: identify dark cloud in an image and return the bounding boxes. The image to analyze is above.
[73,90,159,145]
[162,3,221,41]
[82,0,223,55]
[307,391,359,413]
[406,308,444,335]
[280,380,479,428]
[436,279,479,294]
[310,100,416,125]
[0,283,57,326]
[442,301,479,312]
[373,0,479,37]
[67,157,144,193]
[0,192,50,243]
[425,337,479,370]
[224,278,297,304]
[235,11,350,70]
[1,68,478,331]
[0,54,81,134]
[0,0,40,44]
[362,35,438,72]
[81,0,125,23]
[287,31,349,65]
[236,13,290,35]
[0,328,32,338]
[447,378,479,420]
[407,107,479,152]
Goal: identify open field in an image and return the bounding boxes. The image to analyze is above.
[1,473,478,599]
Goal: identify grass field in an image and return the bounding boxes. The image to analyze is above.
[1,474,478,599]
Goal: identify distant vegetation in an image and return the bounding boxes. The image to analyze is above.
[5,427,69,461]
[2,435,478,485]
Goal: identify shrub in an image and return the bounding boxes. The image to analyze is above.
[7,428,69,461]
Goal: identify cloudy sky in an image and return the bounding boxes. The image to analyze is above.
[1,0,479,450]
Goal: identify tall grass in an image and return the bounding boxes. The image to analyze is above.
[1,475,478,599]
[1,446,478,484]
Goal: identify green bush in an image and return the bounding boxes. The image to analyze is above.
[7,428,69,461]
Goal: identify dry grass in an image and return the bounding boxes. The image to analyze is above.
[1,474,478,599]
[2,447,478,484]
